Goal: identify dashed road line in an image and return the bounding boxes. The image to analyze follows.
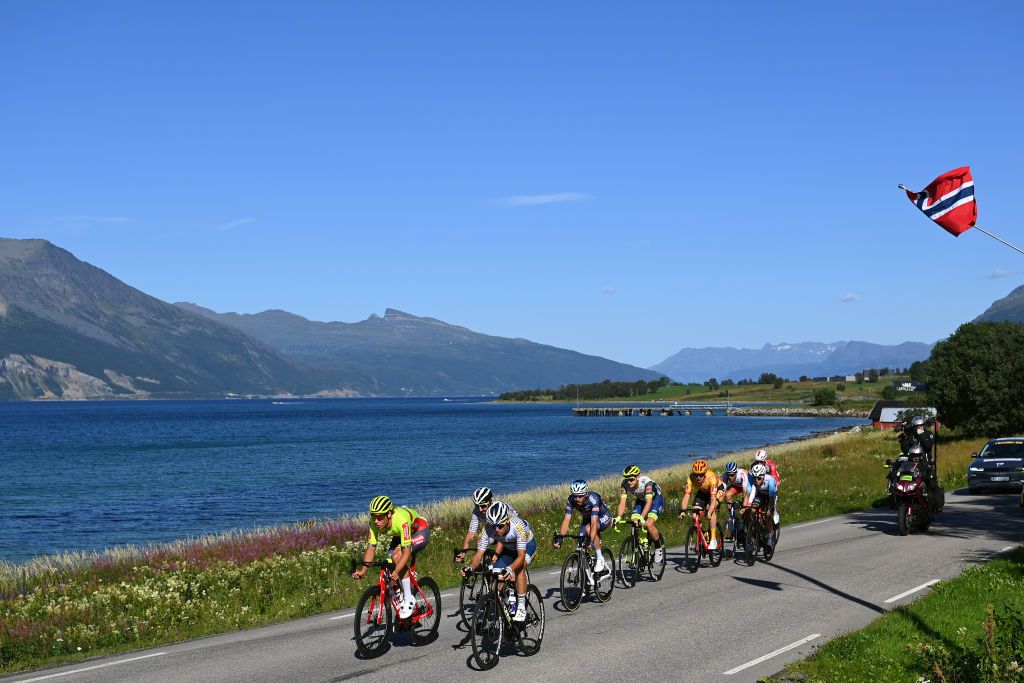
[884,579,940,604]
[723,634,820,675]
[15,652,168,682]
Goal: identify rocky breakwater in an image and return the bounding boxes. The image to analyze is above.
[728,405,869,418]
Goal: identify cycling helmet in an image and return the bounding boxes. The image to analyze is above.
[622,464,641,478]
[485,501,510,526]
[751,463,768,477]
[473,487,493,506]
[369,495,394,515]
[754,449,768,463]
[691,460,708,476]
[570,479,589,495]
[724,461,738,475]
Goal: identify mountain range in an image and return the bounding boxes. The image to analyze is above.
[974,283,1024,324]
[0,238,660,399]
[650,340,935,383]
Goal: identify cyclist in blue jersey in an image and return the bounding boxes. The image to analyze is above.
[743,463,779,549]
[613,464,666,564]
[554,479,612,574]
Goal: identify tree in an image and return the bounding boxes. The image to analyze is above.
[812,387,837,406]
[867,369,879,383]
[705,377,719,391]
[772,378,784,390]
[909,360,930,382]
[879,367,891,377]
[799,375,809,382]
[927,322,1024,437]
[759,372,779,385]
[882,384,898,400]
[855,372,865,384]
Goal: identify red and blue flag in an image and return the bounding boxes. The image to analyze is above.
[903,166,977,236]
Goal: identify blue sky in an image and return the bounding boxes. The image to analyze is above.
[2,2,1022,368]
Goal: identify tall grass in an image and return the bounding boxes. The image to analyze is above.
[0,427,985,673]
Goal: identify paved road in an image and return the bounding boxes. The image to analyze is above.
[5,490,1022,683]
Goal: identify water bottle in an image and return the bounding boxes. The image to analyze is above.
[506,588,517,615]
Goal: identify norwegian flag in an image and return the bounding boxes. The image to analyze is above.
[903,166,977,236]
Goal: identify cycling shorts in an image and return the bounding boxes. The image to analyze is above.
[632,495,665,520]
[578,511,612,536]
[493,538,537,569]
[695,490,721,509]
[389,528,429,556]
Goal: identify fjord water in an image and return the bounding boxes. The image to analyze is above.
[1,398,865,563]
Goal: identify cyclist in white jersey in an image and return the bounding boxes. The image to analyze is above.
[463,502,536,622]
[455,487,517,563]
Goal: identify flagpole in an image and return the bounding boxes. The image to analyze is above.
[898,184,1024,256]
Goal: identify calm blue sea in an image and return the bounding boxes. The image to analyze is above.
[0,398,866,563]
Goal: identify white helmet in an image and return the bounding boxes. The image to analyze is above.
[751,463,768,477]
[570,479,589,495]
[754,449,768,463]
[473,487,493,506]
[485,501,509,526]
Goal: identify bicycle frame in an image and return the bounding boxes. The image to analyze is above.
[360,561,434,628]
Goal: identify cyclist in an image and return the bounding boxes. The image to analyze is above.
[351,496,430,619]
[750,449,782,484]
[463,501,536,622]
[455,487,518,563]
[555,479,612,575]
[678,459,723,549]
[720,461,750,541]
[743,463,778,549]
[614,464,665,564]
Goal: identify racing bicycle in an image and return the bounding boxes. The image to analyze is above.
[465,565,545,670]
[553,533,615,610]
[351,559,441,658]
[680,505,724,571]
[614,517,666,587]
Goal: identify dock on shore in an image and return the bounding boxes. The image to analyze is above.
[572,404,728,417]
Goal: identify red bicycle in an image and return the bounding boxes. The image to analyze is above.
[351,560,441,658]
[681,505,724,571]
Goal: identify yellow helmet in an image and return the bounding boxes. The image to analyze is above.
[691,460,708,476]
[622,464,641,478]
[369,495,394,515]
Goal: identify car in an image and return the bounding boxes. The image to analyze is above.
[967,437,1024,494]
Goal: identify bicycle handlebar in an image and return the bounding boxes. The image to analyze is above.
[349,559,394,573]
[452,547,495,562]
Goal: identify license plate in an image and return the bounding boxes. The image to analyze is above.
[991,476,1010,482]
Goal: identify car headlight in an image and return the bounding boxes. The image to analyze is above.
[969,466,985,472]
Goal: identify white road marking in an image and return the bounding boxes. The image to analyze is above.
[329,613,354,621]
[723,634,820,675]
[440,592,455,598]
[884,579,940,604]
[548,570,561,575]
[1000,545,1014,552]
[789,518,835,529]
[16,652,168,682]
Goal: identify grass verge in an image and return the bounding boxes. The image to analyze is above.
[773,547,1024,683]
[0,428,985,674]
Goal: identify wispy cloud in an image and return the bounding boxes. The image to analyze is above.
[838,293,861,303]
[217,218,257,231]
[986,268,1012,279]
[497,192,592,207]
[601,286,616,295]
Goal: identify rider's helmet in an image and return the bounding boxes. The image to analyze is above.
[485,501,510,526]
[908,444,924,461]
[622,464,641,478]
[691,460,708,476]
[754,449,768,463]
[750,463,768,478]
[724,461,738,476]
[911,416,927,432]
[570,479,589,495]
[369,495,394,515]
[473,487,493,506]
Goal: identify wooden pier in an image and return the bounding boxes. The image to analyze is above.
[572,404,730,417]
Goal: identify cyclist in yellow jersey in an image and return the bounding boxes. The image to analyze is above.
[678,460,723,549]
[351,495,430,618]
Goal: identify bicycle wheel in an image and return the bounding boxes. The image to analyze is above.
[594,548,615,603]
[743,517,759,566]
[516,584,545,656]
[458,573,478,629]
[618,536,639,588]
[709,521,725,568]
[470,595,502,671]
[410,577,441,645]
[683,526,699,573]
[559,553,584,611]
[353,585,392,659]
[648,539,666,581]
[763,522,780,562]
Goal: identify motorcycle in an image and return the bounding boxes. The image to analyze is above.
[886,458,932,536]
